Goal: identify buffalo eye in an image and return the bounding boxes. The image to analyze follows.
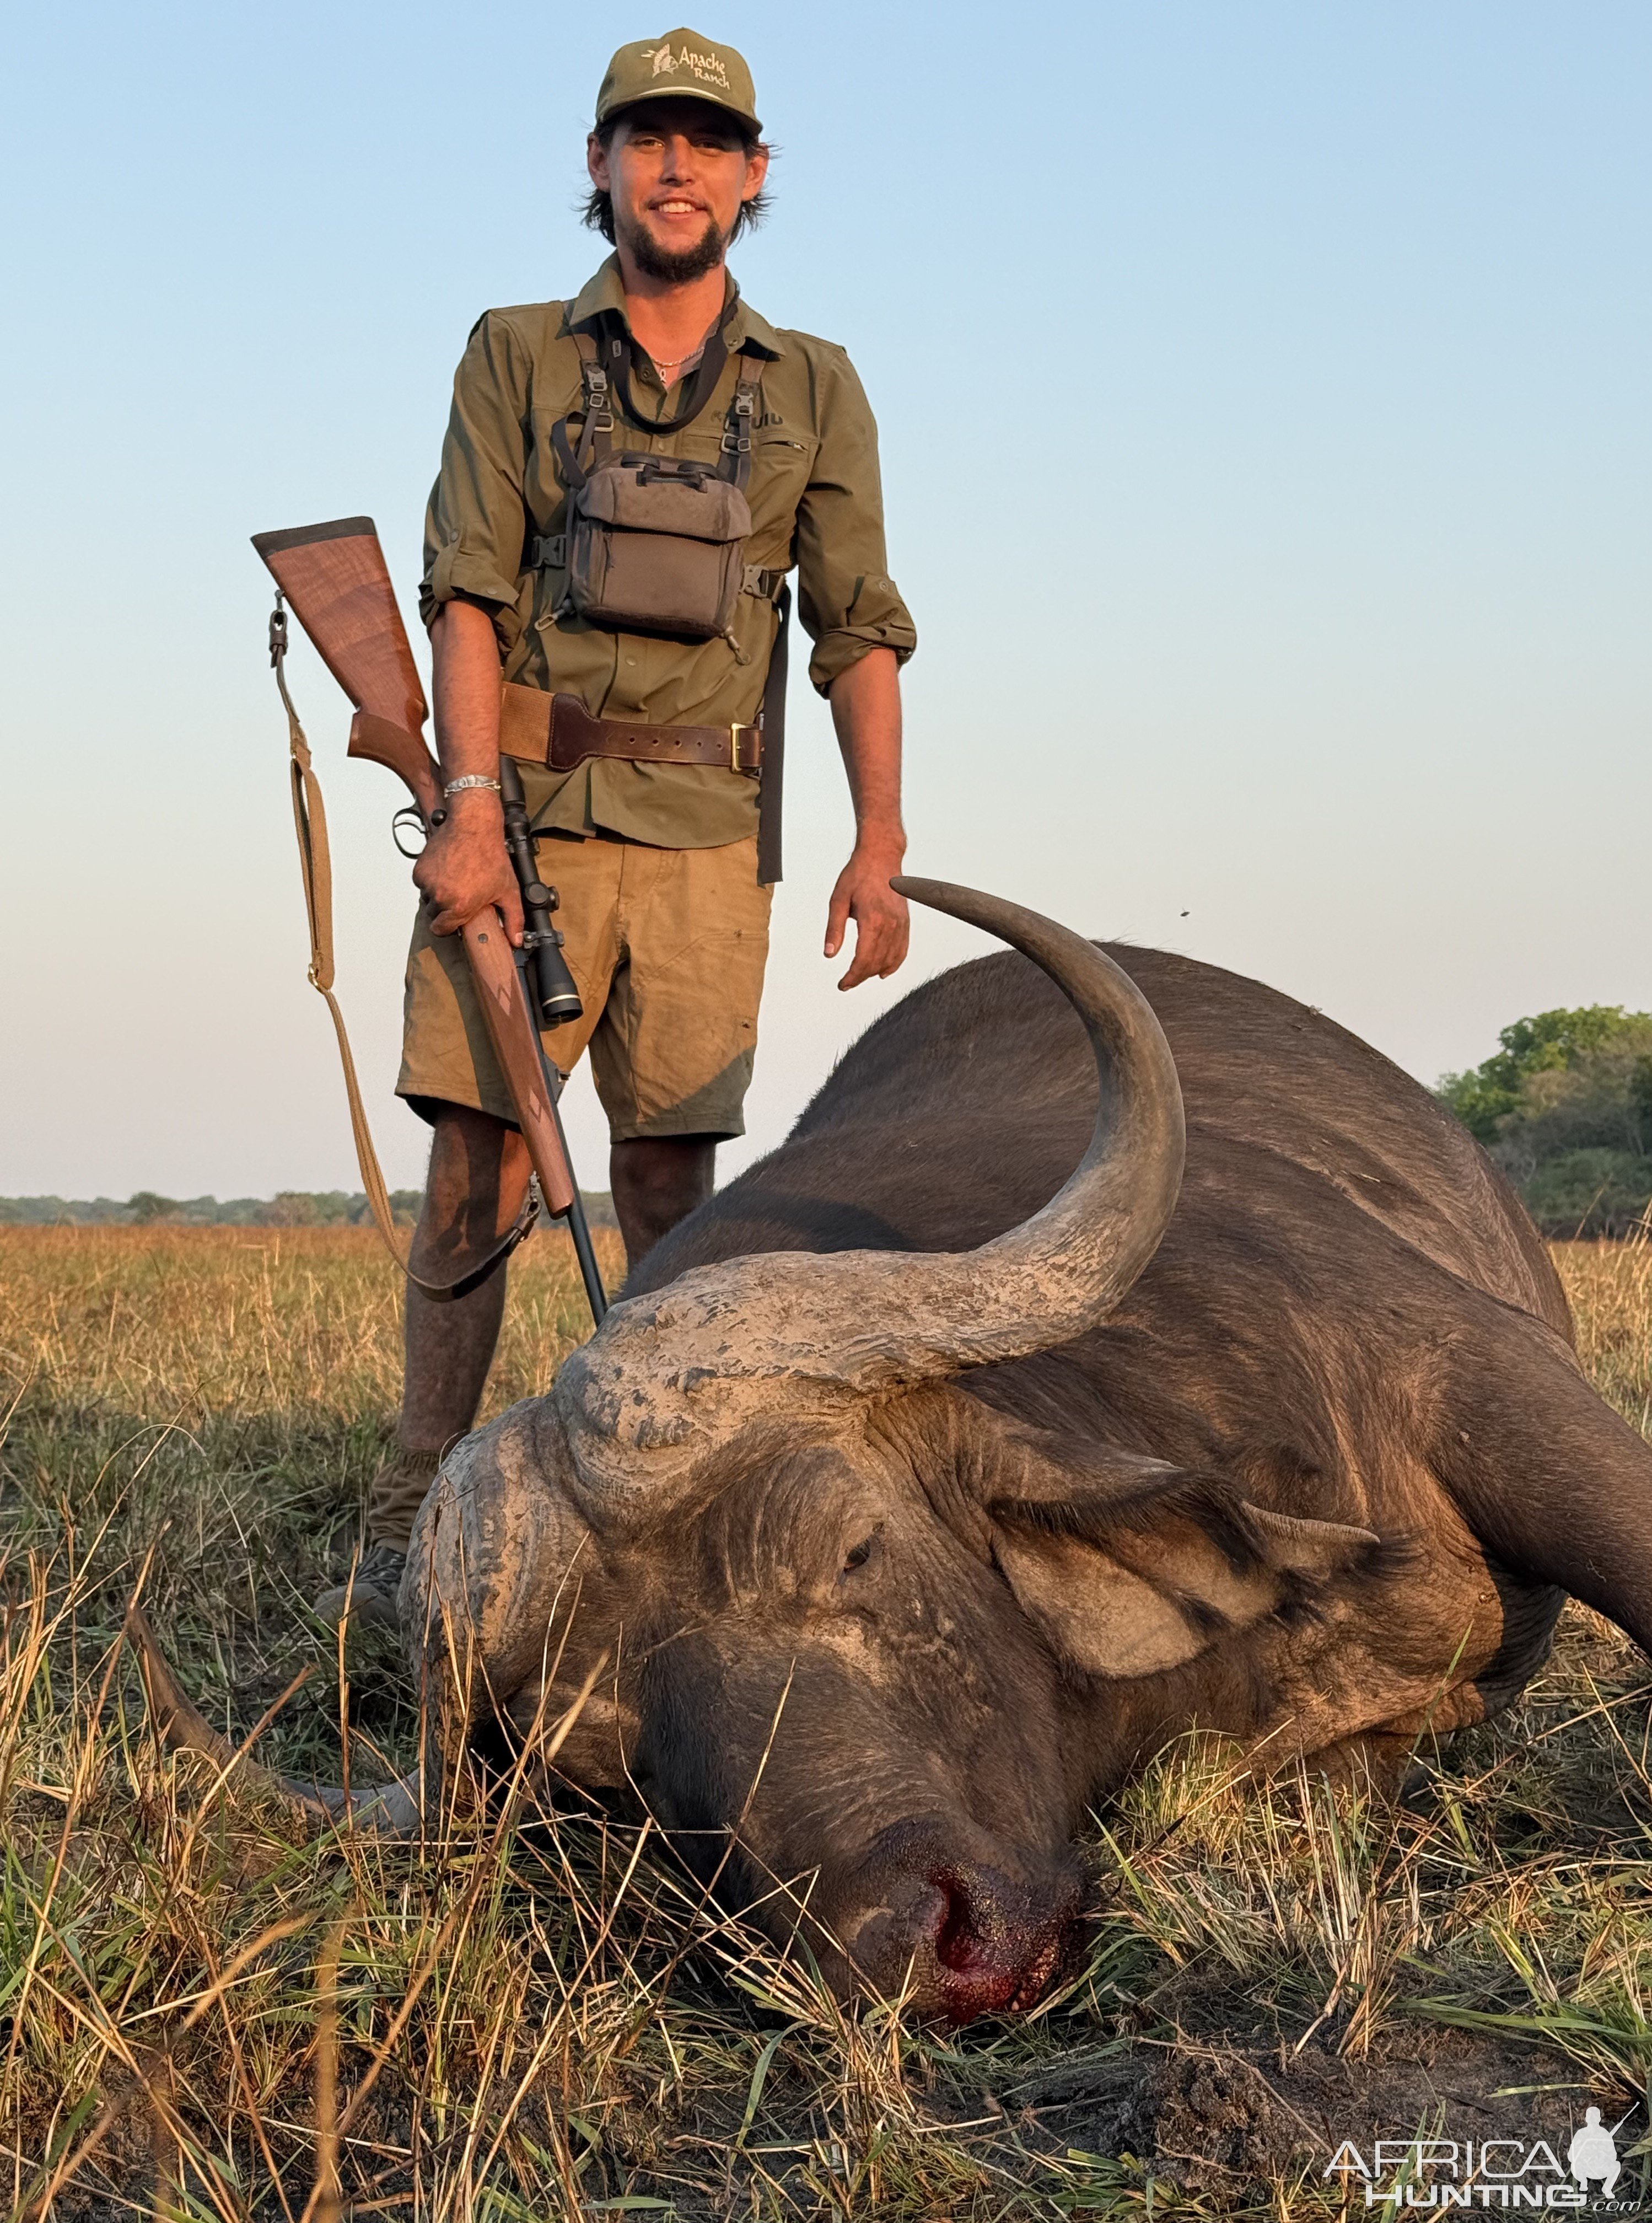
[840,1533,878,1578]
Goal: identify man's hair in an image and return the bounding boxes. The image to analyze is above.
[583,112,773,245]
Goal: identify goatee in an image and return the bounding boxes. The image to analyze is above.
[624,212,728,285]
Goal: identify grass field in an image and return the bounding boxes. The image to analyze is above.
[4,1226,1652,2220]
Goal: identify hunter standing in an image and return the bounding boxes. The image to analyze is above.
[318,28,917,1625]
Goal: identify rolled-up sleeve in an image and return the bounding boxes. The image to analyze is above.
[419,312,532,651]
[793,348,917,696]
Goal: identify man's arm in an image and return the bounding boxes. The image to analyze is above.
[410,598,523,941]
[789,345,917,989]
[824,646,908,990]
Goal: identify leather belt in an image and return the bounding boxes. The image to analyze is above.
[499,681,761,776]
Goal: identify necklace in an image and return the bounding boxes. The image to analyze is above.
[649,342,706,370]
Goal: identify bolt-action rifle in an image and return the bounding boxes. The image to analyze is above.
[251,516,606,1325]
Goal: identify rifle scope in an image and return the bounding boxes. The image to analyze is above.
[498,756,584,1029]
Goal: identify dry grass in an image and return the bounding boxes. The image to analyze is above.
[3,1228,1652,2218]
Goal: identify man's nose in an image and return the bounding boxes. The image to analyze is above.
[658,134,693,179]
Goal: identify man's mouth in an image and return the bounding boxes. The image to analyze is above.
[649,198,709,219]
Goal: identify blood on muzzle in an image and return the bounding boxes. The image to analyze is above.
[924,1861,1075,2023]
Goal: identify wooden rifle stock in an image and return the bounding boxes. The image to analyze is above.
[250,517,578,1221]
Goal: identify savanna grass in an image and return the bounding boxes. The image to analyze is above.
[2,1227,1651,2218]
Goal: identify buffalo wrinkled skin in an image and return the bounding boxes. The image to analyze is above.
[401,928,1652,2025]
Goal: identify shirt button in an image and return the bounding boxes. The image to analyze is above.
[626,656,637,667]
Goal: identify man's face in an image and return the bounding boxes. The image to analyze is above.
[588,98,767,283]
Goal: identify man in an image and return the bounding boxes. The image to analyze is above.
[317,28,917,1626]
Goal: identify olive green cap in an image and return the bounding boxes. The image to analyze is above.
[595,29,762,136]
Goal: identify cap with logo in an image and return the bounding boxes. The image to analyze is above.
[595,29,762,137]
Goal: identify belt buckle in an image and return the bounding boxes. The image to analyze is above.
[730,722,741,772]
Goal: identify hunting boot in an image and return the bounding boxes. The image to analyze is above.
[313,1542,408,1633]
[313,1445,443,1630]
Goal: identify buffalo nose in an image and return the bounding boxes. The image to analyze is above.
[924,1862,1067,2023]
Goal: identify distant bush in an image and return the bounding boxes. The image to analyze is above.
[128,1190,182,1223]
[1438,1006,1652,1237]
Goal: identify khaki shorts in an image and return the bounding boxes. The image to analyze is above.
[397,832,772,1142]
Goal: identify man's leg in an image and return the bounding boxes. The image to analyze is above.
[594,835,772,1270]
[610,1134,717,1268]
[316,1103,531,1626]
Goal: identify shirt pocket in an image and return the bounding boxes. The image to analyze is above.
[746,429,819,559]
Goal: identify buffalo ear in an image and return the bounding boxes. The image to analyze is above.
[992,1517,1219,1676]
[989,1472,1381,1679]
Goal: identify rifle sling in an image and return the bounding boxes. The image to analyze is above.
[272,613,535,1300]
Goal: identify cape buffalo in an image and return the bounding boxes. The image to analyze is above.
[134,879,1652,2026]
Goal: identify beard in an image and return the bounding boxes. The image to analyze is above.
[620,207,729,284]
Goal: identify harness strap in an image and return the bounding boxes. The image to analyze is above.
[721,348,762,492]
[270,598,536,1300]
[756,581,790,888]
[550,316,766,492]
[549,327,615,490]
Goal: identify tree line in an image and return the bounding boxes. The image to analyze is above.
[0,1189,619,1228]
[1436,1005,1652,1238]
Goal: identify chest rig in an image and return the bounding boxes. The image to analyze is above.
[535,319,784,647]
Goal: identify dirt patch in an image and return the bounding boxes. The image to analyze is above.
[1139,2025,1622,2201]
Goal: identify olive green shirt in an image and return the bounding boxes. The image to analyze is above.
[421,256,917,847]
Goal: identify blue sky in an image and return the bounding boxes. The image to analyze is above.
[2,2,1647,1198]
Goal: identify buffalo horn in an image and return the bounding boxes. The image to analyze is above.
[552,881,1186,1522]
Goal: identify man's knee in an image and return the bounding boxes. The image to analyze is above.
[612,1134,715,1198]
[610,1135,717,1261]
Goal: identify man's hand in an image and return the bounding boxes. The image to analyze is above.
[412,793,523,939]
[825,648,908,989]
[422,598,515,936]
[826,840,909,989]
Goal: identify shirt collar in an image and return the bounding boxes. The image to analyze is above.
[565,254,785,358]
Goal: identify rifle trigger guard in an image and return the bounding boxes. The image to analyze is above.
[391,804,427,858]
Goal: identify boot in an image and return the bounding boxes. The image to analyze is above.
[311,1443,445,1629]
[313,1540,408,1632]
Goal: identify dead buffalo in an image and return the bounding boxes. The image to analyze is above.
[133,879,1652,2025]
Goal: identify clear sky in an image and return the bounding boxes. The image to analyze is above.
[2,2,1646,1200]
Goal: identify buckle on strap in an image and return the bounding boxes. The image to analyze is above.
[741,563,786,602]
[530,533,567,568]
[730,723,761,773]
